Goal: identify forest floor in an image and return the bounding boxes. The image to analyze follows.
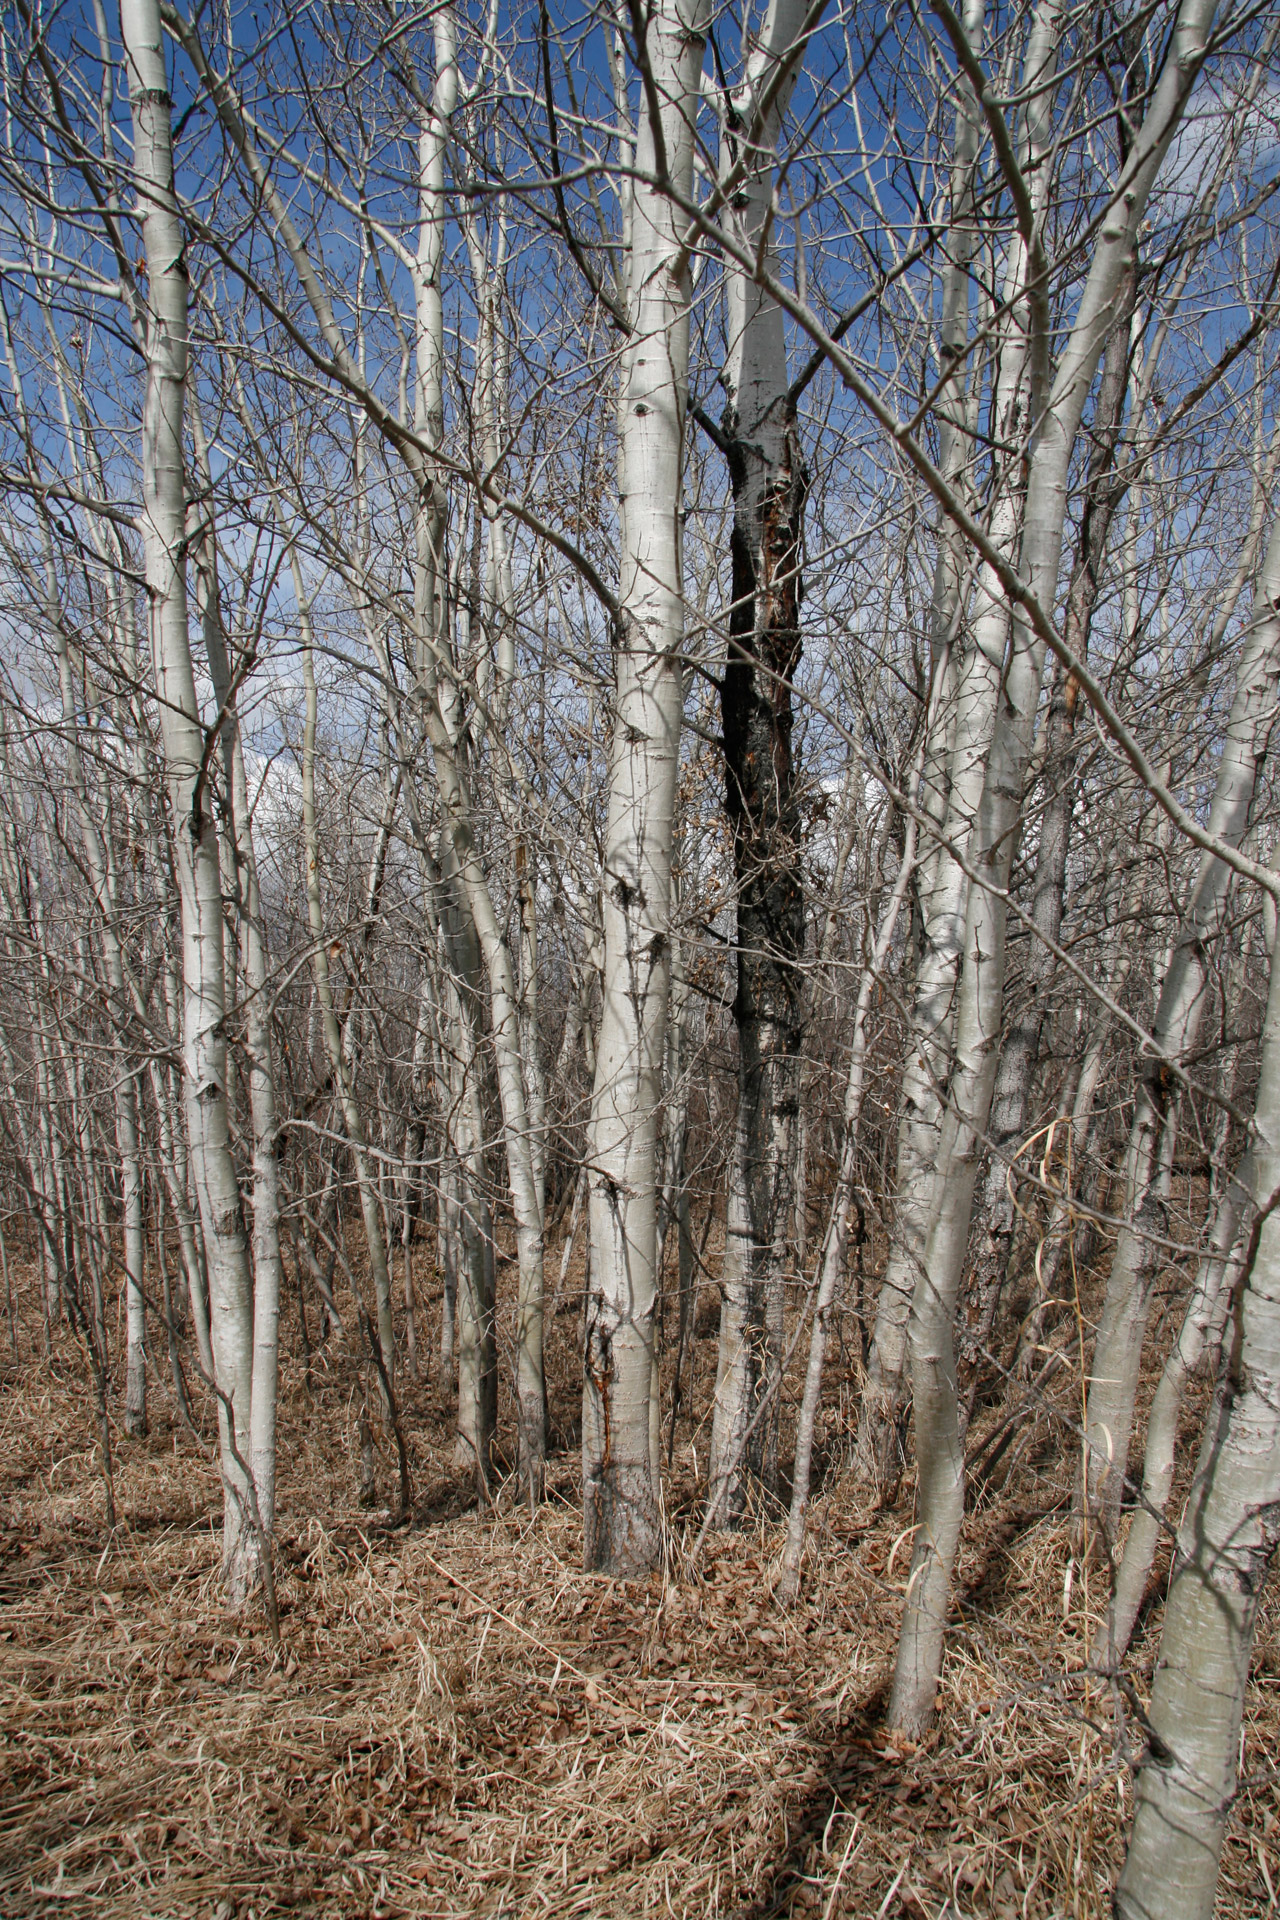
[0,1241,1277,1919]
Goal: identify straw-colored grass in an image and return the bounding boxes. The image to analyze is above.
[0,1245,1275,1918]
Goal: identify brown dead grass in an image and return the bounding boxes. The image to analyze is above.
[0,1245,1276,1919]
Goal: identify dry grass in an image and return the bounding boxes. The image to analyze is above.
[0,1249,1276,1919]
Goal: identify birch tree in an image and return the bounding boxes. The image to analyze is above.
[887,0,1221,1735]
[120,0,268,1595]
[1114,859,1280,1920]
[582,0,711,1574]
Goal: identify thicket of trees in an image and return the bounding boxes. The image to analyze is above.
[1,0,1279,1910]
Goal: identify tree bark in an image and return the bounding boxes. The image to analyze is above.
[1114,883,1280,1920]
[707,0,813,1524]
[121,0,259,1597]
[190,405,282,1531]
[583,0,711,1575]
[887,0,1219,1734]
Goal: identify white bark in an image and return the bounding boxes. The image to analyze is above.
[121,0,257,1594]
[434,861,497,1489]
[190,407,282,1531]
[1115,891,1280,1920]
[661,886,695,1442]
[888,0,1220,1734]
[172,0,550,1489]
[584,0,711,1575]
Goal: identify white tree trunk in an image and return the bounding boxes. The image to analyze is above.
[1114,886,1280,1919]
[121,0,258,1596]
[190,409,282,1530]
[436,877,498,1490]
[888,0,1220,1734]
[583,0,711,1575]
